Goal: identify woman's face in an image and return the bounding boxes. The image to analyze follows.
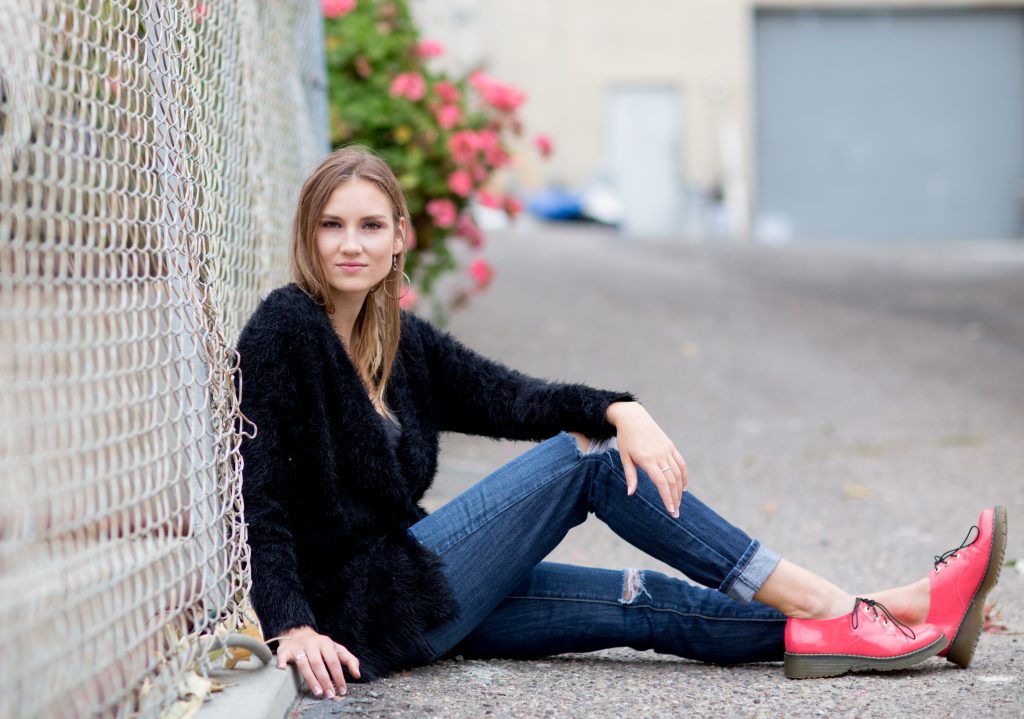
[315,179,405,305]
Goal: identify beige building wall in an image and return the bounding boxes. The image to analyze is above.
[411,0,1024,233]
[412,0,749,192]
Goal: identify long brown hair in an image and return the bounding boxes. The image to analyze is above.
[291,145,409,418]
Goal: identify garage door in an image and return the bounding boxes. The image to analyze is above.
[755,9,1024,241]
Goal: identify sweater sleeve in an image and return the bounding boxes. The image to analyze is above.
[237,312,319,641]
[406,313,636,440]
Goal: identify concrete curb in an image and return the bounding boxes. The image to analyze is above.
[199,657,300,719]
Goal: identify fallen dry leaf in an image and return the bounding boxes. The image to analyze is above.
[224,615,264,669]
[842,483,875,499]
[159,672,212,719]
[983,601,1009,634]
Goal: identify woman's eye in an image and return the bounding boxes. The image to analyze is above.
[321,221,340,229]
[364,222,382,230]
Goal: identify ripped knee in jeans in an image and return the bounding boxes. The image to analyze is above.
[570,432,617,455]
[569,431,591,453]
[619,568,651,604]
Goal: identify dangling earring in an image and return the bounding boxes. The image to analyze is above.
[384,254,411,299]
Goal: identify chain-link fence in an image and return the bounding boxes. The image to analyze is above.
[0,1,328,716]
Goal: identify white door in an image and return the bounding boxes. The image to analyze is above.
[606,87,681,238]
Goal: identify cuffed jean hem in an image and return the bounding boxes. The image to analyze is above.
[720,541,782,603]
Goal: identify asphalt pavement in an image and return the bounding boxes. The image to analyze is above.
[293,223,1024,718]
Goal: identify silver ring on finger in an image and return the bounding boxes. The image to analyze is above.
[660,466,672,472]
[294,652,307,660]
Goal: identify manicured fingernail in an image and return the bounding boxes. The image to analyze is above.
[673,511,680,519]
[313,687,322,696]
[326,689,335,699]
[339,687,347,695]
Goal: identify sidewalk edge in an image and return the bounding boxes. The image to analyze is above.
[198,660,300,719]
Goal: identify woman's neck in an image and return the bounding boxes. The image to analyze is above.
[328,291,368,352]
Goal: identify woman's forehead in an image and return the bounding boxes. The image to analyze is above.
[323,179,392,214]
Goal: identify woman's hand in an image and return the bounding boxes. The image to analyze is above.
[276,625,360,698]
[606,402,688,518]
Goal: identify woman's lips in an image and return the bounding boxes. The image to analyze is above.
[337,263,366,273]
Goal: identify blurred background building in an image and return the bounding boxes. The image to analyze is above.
[411,0,1024,242]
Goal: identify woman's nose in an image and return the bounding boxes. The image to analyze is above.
[338,228,361,252]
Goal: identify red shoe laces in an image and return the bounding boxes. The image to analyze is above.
[933,525,979,571]
[851,597,917,640]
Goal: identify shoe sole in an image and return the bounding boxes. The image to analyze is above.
[945,504,1008,669]
[783,635,949,679]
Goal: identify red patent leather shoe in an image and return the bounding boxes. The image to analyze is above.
[784,598,948,679]
[926,505,1008,668]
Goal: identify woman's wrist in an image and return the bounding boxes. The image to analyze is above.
[279,625,316,640]
[605,401,642,426]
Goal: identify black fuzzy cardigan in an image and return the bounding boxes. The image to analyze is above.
[237,284,633,679]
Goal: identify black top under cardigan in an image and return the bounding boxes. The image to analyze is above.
[237,284,634,679]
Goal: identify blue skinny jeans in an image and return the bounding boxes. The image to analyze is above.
[408,433,787,666]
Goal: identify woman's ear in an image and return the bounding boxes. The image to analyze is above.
[394,216,407,255]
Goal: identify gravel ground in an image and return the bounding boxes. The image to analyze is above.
[295,224,1024,718]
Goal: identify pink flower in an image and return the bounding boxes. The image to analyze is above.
[477,190,502,209]
[468,70,493,92]
[354,55,373,78]
[469,71,525,112]
[406,75,426,101]
[399,287,419,309]
[468,257,494,288]
[435,104,461,130]
[390,72,426,102]
[490,85,525,112]
[504,195,524,219]
[322,0,356,18]
[476,129,500,153]
[389,74,408,97]
[415,40,445,58]
[448,130,480,165]
[484,146,509,169]
[534,133,553,158]
[434,81,460,104]
[426,198,457,229]
[193,3,210,22]
[456,214,484,248]
[448,169,474,197]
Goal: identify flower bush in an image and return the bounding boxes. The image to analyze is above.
[321,0,547,315]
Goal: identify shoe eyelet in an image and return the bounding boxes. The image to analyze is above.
[882,620,890,627]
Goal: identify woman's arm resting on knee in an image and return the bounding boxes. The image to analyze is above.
[606,401,687,518]
[407,313,635,440]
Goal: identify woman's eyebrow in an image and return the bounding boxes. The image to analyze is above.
[319,213,389,221]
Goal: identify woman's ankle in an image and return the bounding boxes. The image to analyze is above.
[753,559,855,620]
[790,588,855,620]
